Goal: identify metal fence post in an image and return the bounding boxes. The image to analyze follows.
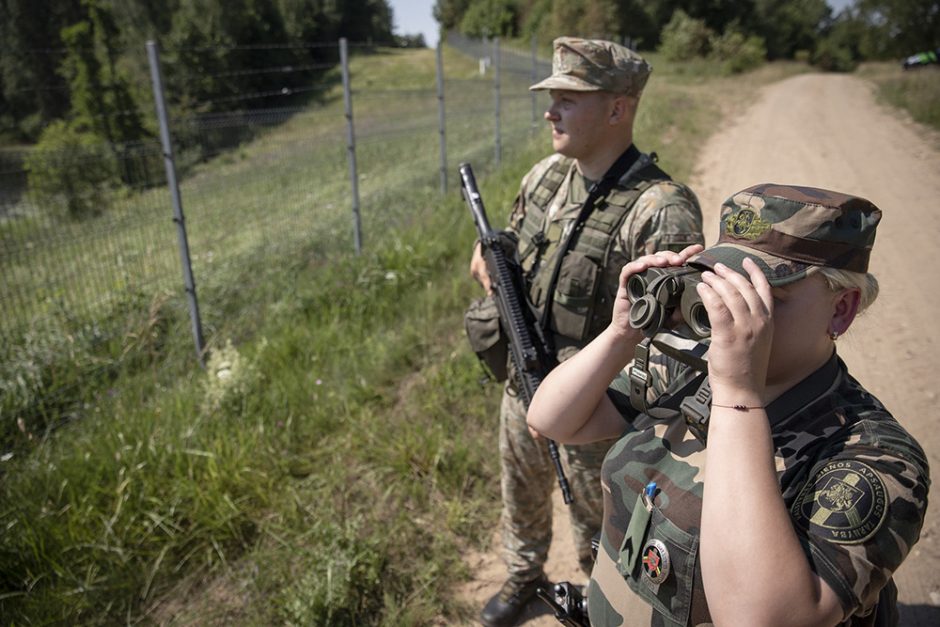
[146,40,206,367]
[436,42,447,194]
[340,37,363,255]
[493,37,501,167]
[531,35,539,127]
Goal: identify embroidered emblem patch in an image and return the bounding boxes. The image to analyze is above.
[726,209,772,240]
[791,460,888,545]
[641,539,671,584]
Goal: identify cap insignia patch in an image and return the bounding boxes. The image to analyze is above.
[726,209,772,240]
[791,460,888,545]
[641,539,671,584]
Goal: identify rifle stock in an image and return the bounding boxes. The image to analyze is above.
[459,162,573,505]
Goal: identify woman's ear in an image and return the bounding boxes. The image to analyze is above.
[831,288,861,336]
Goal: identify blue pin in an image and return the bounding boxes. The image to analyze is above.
[645,481,657,499]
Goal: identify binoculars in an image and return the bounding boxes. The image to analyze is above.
[626,266,711,338]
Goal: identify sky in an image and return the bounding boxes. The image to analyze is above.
[388,0,439,48]
[386,0,855,50]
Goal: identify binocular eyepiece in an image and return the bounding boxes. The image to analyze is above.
[626,266,711,338]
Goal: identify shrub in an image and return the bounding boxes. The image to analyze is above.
[709,29,767,75]
[812,37,858,72]
[658,9,713,61]
[25,120,116,220]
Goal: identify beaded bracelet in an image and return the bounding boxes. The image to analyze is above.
[711,403,764,412]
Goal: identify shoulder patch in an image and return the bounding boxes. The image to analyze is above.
[791,460,888,545]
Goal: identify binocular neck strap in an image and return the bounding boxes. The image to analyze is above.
[627,333,713,444]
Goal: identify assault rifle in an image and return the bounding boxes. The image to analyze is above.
[459,162,573,505]
[536,582,590,627]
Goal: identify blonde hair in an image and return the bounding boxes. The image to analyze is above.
[808,266,880,314]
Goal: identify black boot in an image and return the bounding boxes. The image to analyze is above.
[479,574,550,627]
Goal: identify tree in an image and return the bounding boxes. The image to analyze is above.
[855,0,940,58]
[434,0,475,31]
[460,0,519,38]
[59,0,148,184]
[0,0,85,140]
[753,0,830,59]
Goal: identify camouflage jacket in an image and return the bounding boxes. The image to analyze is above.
[591,353,930,626]
[506,149,703,356]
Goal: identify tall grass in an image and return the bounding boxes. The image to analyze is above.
[857,62,940,132]
[0,48,803,623]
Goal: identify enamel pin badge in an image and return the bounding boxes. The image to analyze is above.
[641,539,671,585]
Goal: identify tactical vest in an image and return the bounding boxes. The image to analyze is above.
[518,154,670,346]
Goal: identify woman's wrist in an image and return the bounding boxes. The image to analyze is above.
[708,380,766,410]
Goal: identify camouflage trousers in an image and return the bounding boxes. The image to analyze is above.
[498,385,614,583]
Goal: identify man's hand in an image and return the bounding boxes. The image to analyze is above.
[470,240,493,293]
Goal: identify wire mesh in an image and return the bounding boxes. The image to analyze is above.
[0,35,550,357]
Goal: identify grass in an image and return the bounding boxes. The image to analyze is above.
[856,62,940,133]
[0,50,891,624]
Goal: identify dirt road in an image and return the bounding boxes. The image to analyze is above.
[458,72,940,625]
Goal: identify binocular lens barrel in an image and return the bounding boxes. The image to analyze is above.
[680,289,711,338]
[626,266,711,338]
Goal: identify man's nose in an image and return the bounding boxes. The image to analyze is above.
[545,105,558,121]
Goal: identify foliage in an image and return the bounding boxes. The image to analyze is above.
[459,0,519,38]
[658,10,712,61]
[753,0,830,60]
[812,36,859,72]
[24,120,116,219]
[709,29,767,75]
[0,0,397,142]
[853,0,940,60]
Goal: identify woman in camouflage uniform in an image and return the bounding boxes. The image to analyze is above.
[528,183,929,626]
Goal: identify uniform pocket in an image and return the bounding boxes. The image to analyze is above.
[620,506,698,626]
[463,295,508,381]
[551,250,599,341]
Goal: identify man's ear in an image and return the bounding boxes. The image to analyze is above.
[609,95,637,126]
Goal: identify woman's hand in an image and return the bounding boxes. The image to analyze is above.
[695,257,774,405]
[610,244,704,339]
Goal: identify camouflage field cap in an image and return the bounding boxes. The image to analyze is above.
[689,183,882,286]
[529,37,651,96]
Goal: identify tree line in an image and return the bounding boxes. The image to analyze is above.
[434,0,939,68]
[0,0,399,145]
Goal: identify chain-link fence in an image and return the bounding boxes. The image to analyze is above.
[0,35,552,361]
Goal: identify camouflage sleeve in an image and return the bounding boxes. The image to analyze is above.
[618,180,705,257]
[788,418,930,618]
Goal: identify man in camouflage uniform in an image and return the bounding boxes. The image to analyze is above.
[528,184,930,626]
[469,37,703,627]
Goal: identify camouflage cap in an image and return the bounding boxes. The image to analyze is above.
[529,37,651,96]
[688,183,882,286]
